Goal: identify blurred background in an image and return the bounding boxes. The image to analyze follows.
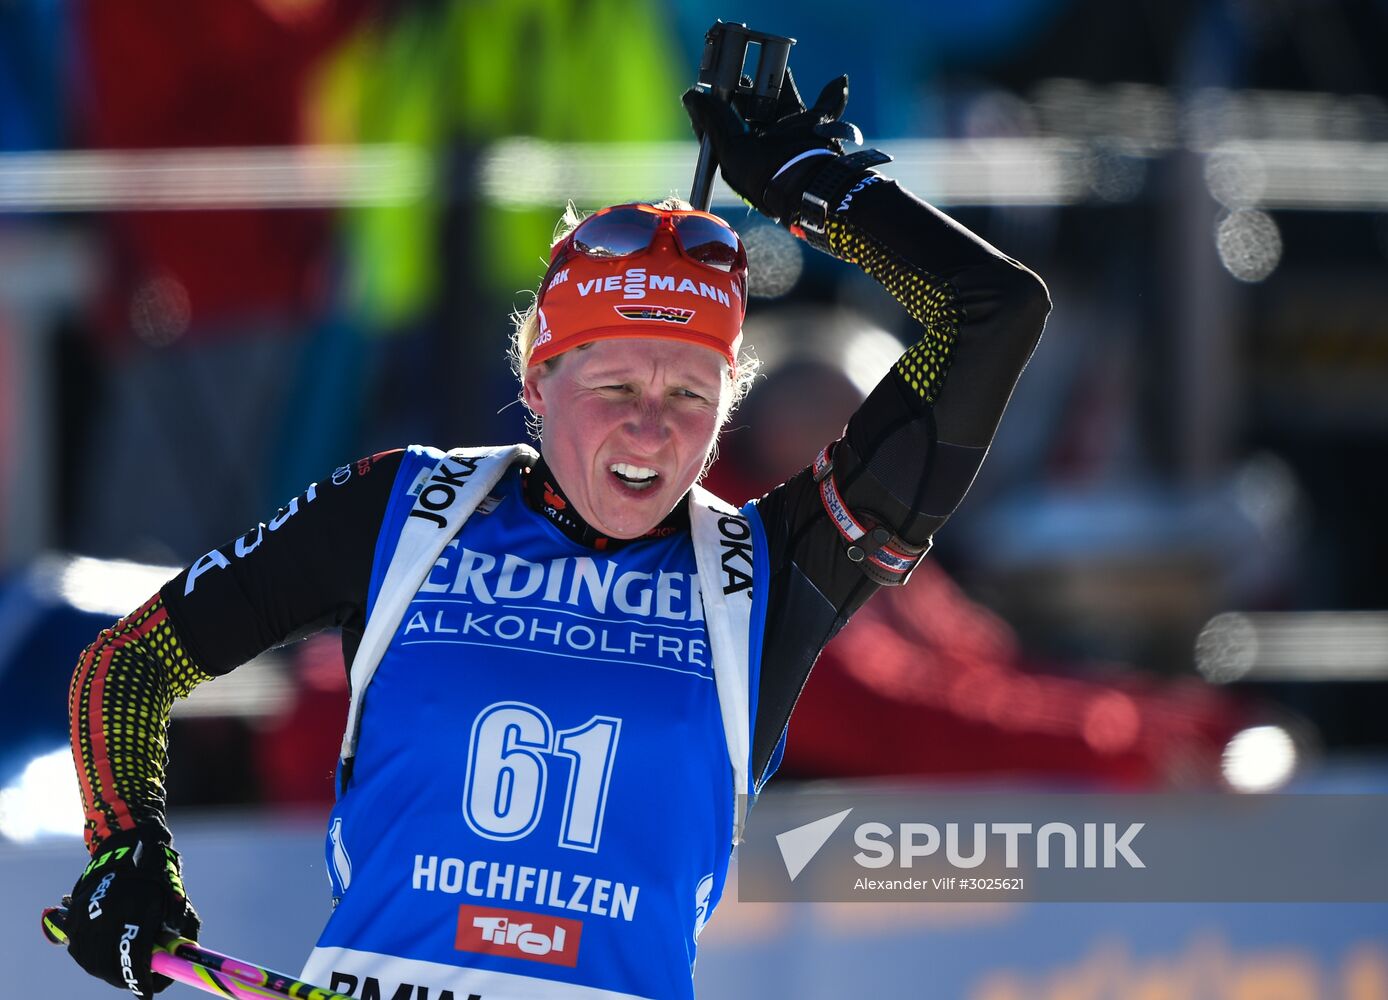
[1,0,1386,996]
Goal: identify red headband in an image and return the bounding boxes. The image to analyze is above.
[530,213,747,369]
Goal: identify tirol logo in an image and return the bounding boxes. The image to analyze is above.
[456,904,582,967]
[613,304,696,325]
[409,455,482,529]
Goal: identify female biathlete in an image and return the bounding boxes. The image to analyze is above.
[60,74,1049,999]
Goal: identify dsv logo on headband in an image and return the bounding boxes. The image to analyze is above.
[613,305,695,325]
[575,268,735,306]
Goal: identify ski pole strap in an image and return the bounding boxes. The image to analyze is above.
[42,906,355,1000]
[792,148,893,249]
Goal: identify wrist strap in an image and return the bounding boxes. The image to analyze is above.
[794,148,894,248]
[812,444,928,587]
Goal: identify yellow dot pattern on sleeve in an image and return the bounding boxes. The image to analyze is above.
[825,217,964,404]
[68,595,213,854]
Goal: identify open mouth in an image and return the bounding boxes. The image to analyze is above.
[609,462,659,491]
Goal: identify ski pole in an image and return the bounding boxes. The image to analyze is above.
[688,20,795,211]
[42,906,354,1000]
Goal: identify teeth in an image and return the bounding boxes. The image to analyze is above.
[610,463,658,482]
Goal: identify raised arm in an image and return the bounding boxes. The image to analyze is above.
[819,169,1050,553]
[685,72,1050,782]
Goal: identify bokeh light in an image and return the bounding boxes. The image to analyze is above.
[1195,612,1259,683]
[739,220,803,299]
[1221,725,1298,792]
[130,272,192,347]
[1215,208,1282,282]
[1204,143,1267,208]
[0,748,83,842]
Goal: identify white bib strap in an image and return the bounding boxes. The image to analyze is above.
[340,444,537,766]
[688,484,756,844]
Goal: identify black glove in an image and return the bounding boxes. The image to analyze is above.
[682,69,863,224]
[64,828,200,996]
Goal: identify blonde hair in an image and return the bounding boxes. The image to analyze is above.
[510,198,759,440]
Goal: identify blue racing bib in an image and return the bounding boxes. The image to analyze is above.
[304,449,752,1000]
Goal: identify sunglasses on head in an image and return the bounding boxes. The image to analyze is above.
[544,203,748,288]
